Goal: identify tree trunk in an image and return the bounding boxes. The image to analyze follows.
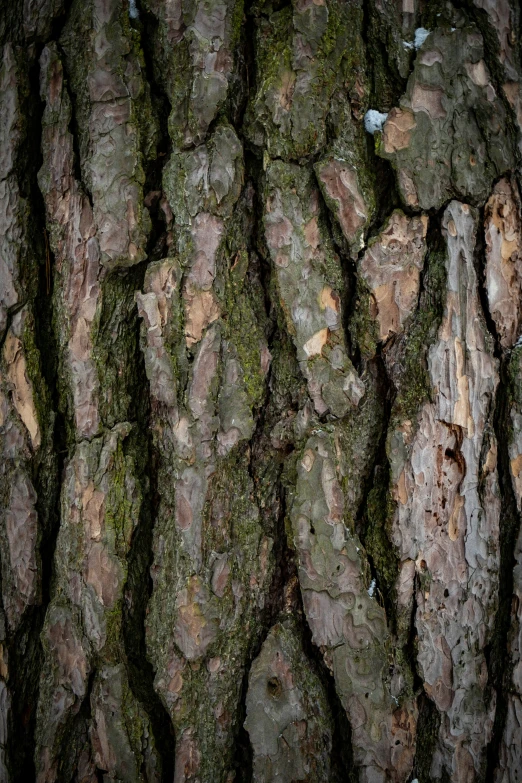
[1,0,522,781]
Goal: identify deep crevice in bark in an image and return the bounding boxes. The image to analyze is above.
[228,150,288,779]
[229,100,361,772]
[453,0,522,175]
[413,692,448,783]
[231,398,295,778]
[363,0,410,111]
[3,1,522,779]
[298,593,357,782]
[59,668,97,783]
[357,412,395,616]
[6,45,65,782]
[462,0,519,118]
[485,354,520,778]
[119,19,178,771]
[471,193,520,777]
[138,2,174,264]
[122,391,176,783]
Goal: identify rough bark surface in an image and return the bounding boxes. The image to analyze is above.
[1,0,522,782]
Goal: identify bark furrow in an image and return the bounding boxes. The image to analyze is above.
[1,0,522,781]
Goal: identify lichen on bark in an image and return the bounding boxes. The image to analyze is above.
[2,0,522,780]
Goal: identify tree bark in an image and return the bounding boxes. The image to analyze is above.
[1,0,522,781]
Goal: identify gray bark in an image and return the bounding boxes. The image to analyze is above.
[1,0,522,781]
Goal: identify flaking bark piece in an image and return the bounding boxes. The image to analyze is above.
[244,0,360,160]
[35,426,160,781]
[390,202,500,782]
[484,177,522,349]
[244,620,333,782]
[359,210,428,350]
[142,0,242,148]
[0,309,41,631]
[164,125,244,225]
[315,157,372,259]
[291,430,415,782]
[59,0,151,269]
[378,25,515,210]
[264,161,364,417]
[315,95,376,260]
[0,45,25,337]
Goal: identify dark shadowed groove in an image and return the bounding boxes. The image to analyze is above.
[227,2,292,774]
[5,40,66,781]
[119,7,177,776]
[230,290,277,779]
[296,585,357,781]
[455,0,522,174]
[53,40,94,209]
[57,44,89,204]
[357,412,395,615]
[233,421,290,782]
[57,668,97,783]
[134,0,174,263]
[231,664,255,782]
[228,157,285,783]
[122,377,176,782]
[472,204,522,780]
[413,693,447,783]
[362,0,410,111]
[484,353,520,780]
[3,6,76,776]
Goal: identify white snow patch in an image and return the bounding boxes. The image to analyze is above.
[403,28,431,50]
[364,110,388,134]
[515,334,522,348]
[414,28,430,48]
[411,779,419,783]
[129,0,139,18]
[368,579,377,597]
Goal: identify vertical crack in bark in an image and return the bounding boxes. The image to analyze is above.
[249,162,353,777]
[485,352,520,778]
[234,62,351,766]
[364,210,449,778]
[456,0,522,167]
[4,41,64,781]
[137,0,173,261]
[122,300,176,782]
[33,1,170,773]
[227,139,288,779]
[3,1,522,779]
[362,0,412,111]
[119,10,177,777]
[472,194,521,778]
[413,692,446,783]
[296,577,357,782]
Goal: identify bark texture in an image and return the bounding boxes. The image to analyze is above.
[1,0,522,781]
